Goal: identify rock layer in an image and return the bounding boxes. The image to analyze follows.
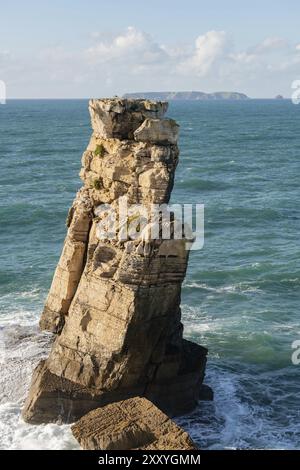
[22,98,210,424]
[71,397,197,450]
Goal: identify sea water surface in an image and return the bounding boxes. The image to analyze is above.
[0,99,299,449]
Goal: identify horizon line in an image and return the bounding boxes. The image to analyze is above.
[3,97,290,101]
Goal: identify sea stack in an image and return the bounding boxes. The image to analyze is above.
[22,98,210,424]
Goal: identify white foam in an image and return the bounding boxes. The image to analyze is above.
[0,402,79,450]
[177,367,299,450]
[0,287,46,326]
[0,323,52,404]
[0,316,80,450]
[183,281,262,295]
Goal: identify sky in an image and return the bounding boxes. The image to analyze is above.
[1,0,300,98]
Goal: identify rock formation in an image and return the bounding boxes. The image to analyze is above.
[22,98,210,425]
[71,397,197,450]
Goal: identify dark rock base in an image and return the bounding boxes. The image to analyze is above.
[22,341,212,424]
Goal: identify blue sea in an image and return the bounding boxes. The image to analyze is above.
[0,99,299,449]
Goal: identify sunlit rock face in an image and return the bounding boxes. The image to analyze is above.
[71,397,198,450]
[22,98,210,424]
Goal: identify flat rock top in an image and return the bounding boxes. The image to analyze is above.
[71,397,197,450]
[88,98,170,140]
[89,97,168,115]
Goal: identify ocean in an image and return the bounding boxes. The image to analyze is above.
[0,99,299,449]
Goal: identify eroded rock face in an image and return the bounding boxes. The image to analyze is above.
[89,98,168,140]
[39,191,93,333]
[71,397,197,450]
[22,98,210,424]
[134,118,179,145]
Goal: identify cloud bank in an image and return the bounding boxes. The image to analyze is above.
[2,27,300,98]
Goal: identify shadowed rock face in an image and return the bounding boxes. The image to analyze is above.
[71,397,197,450]
[22,98,211,424]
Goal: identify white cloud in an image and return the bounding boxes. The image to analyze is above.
[0,50,12,63]
[229,51,257,64]
[3,27,300,98]
[226,37,287,72]
[255,37,286,53]
[178,30,228,76]
[86,26,167,66]
[39,46,74,63]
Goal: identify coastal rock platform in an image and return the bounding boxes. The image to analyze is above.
[71,397,197,450]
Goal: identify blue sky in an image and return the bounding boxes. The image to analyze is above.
[1,0,300,98]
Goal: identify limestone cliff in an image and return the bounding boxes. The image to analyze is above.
[22,98,210,424]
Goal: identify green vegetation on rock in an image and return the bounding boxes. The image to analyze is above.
[92,178,102,190]
[94,144,105,157]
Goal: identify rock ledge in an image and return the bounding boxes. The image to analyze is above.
[71,397,197,450]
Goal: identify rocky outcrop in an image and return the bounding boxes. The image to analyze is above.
[89,98,168,139]
[71,397,197,450]
[22,98,210,425]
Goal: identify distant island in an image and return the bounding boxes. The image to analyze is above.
[123,91,249,101]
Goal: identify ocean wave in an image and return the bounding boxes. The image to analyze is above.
[176,365,300,449]
[0,288,42,301]
[0,287,46,326]
[0,402,79,450]
[183,272,300,294]
[0,324,52,404]
[0,307,40,327]
[183,281,262,295]
[0,319,74,450]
